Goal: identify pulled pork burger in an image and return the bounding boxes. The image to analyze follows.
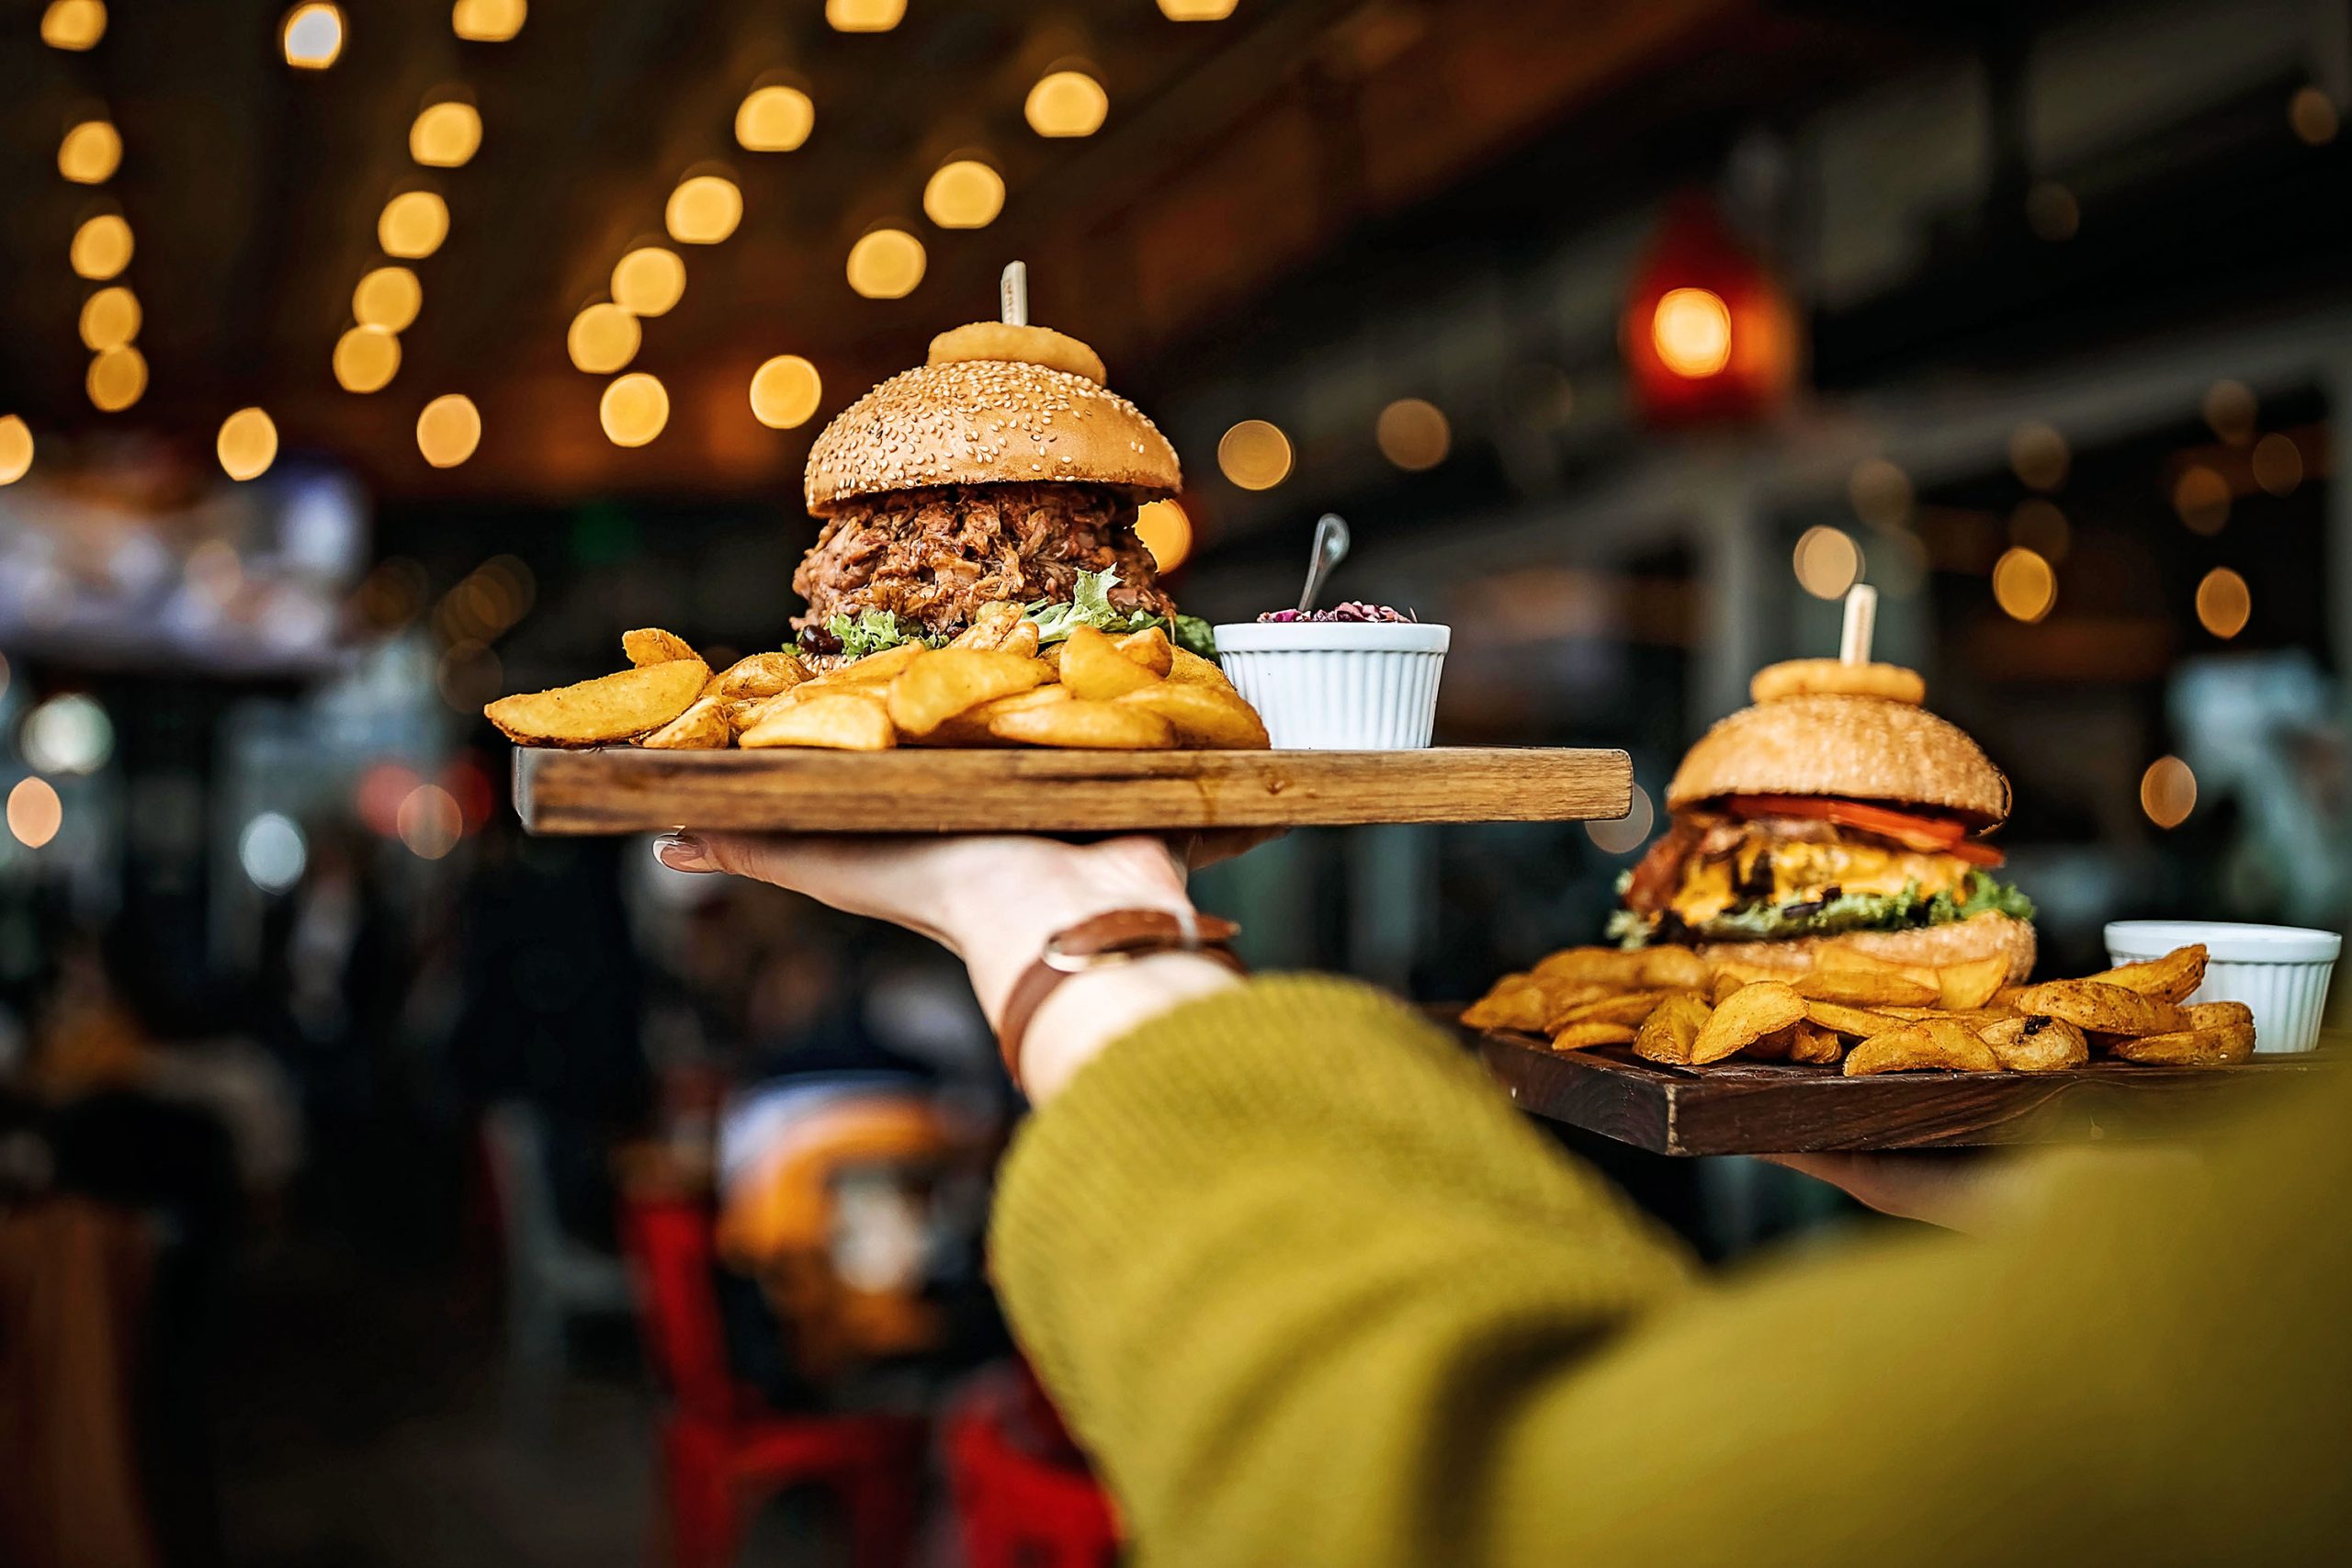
[1611,667,2037,979]
[792,321,1211,665]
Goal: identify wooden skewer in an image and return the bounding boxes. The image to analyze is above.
[1840,584,1877,665]
[1001,260,1029,326]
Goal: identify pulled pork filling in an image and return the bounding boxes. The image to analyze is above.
[793,481,1173,652]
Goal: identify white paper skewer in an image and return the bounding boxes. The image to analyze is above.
[1840,583,1878,665]
[1001,261,1029,326]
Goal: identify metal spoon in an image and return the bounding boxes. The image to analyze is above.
[1297,513,1351,613]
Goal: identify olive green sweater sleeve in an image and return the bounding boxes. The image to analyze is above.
[989,976,2350,1567]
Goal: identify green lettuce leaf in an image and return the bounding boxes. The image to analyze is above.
[1024,567,1218,659]
[1614,872,2036,947]
[825,609,948,660]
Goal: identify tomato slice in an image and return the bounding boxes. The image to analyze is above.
[1720,795,2006,866]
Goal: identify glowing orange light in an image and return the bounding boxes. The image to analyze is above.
[749,355,822,429]
[58,120,121,184]
[2196,567,2250,638]
[736,85,814,152]
[1135,499,1193,572]
[1651,288,1732,378]
[397,783,463,859]
[2140,757,2196,829]
[6,777,62,849]
[1216,421,1291,490]
[417,394,482,468]
[216,408,279,481]
[1991,547,2056,623]
[0,417,32,486]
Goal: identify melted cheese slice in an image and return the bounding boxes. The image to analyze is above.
[1671,838,1971,925]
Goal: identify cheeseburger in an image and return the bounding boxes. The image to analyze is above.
[792,320,1211,665]
[1611,662,2037,979]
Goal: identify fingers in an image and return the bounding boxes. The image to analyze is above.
[1183,827,1288,869]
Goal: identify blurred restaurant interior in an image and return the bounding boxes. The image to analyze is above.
[2,0,2347,1562]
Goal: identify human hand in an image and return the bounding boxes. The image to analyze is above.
[1757,1150,2028,1234]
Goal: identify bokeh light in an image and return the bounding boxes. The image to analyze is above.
[40,1,107,51]
[1025,70,1109,137]
[6,778,62,850]
[416,394,482,468]
[2140,756,2197,829]
[2251,433,2302,496]
[0,417,32,486]
[1159,0,1239,16]
[85,344,146,412]
[2008,498,2071,563]
[435,641,503,711]
[281,4,345,69]
[1792,525,1862,599]
[1217,420,1292,491]
[2201,379,2256,445]
[825,0,904,32]
[567,302,640,374]
[356,762,420,836]
[77,286,141,351]
[216,407,279,481]
[23,694,112,774]
[397,784,464,859]
[239,812,308,892]
[379,191,449,259]
[749,355,822,429]
[665,175,742,244]
[923,159,1005,229]
[1651,287,1731,378]
[452,0,526,42]
[333,325,401,393]
[845,229,925,299]
[1848,457,1913,530]
[1586,784,1657,856]
[2290,86,2339,146]
[1135,499,1193,573]
[70,214,133,280]
[2195,566,2250,638]
[2172,465,2230,535]
[1991,546,2056,622]
[736,85,814,152]
[2008,422,2069,491]
[612,246,685,316]
[600,373,669,446]
[410,101,482,167]
[354,265,422,331]
[58,120,121,185]
[1374,398,1451,470]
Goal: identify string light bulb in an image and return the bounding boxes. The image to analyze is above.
[825,0,903,31]
[749,355,822,429]
[845,229,925,299]
[333,325,401,393]
[566,302,640,374]
[379,191,450,258]
[410,102,481,167]
[281,4,345,70]
[600,373,670,446]
[416,394,481,467]
[611,247,685,316]
[923,160,1004,228]
[2195,567,2250,638]
[451,0,526,42]
[664,175,742,245]
[40,1,107,51]
[1134,499,1193,572]
[1025,70,1109,137]
[85,344,146,412]
[736,85,814,152]
[1374,398,1450,470]
[1217,421,1292,490]
[0,417,33,486]
[69,214,133,280]
[77,287,140,351]
[354,265,422,331]
[217,408,279,481]
[1991,546,2056,623]
[1651,288,1732,378]
[58,120,122,185]
[2140,757,2197,829]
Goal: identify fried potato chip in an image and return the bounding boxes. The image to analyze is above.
[2086,944,2208,1005]
[1786,1021,1844,1065]
[1794,969,1940,1008]
[1461,976,1548,1034]
[1551,1021,1637,1051]
[1935,953,2012,1011]
[739,691,896,751]
[1842,1019,2000,1076]
[989,698,1174,750]
[947,602,1024,652]
[1547,990,1667,1032]
[487,659,709,746]
[1167,647,1232,688]
[1058,626,1160,701]
[623,627,699,667]
[1114,682,1272,750]
[638,695,732,750]
[1802,999,1910,1039]
[1633,991,1711,1066]
[2007,979,2188,1037]
[716,651,808,700]
[886,649,1048,739]
[2108,1018,2256,1066]
[1690,981,1805,1065]
[1114,626,1174,677]
[1978,1014,2089,1073]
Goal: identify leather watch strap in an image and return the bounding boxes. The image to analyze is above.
[997,908,1245,1089]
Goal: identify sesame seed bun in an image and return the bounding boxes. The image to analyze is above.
[1692,909,2038,984]
[1666,694,2012,825]
[805,358,1182,514]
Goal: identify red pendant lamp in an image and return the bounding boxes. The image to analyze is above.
[1623,193,1801,426]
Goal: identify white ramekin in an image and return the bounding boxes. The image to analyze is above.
[2103,920,2342,1055]
[1213,622,1451,750]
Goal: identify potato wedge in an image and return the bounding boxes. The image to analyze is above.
[1633,991,1711,1066]
[1843,1019,2000,1076]
[2109,1017,2256,1065]
[1710,971,1748,1006]
[1546,990,1666,1032]
[947,602,1023,651]
[1461,976,1548,1034]
[2185,1000,2254,1030]
[1167,647,1232,687]
[1550,1021,1637,1051]
[818,643,928,687]
[1786,1021,1844,1065]
[922,684,1071,747]
[1058,626,1159,700]
[887,649,1048,739]
[1691,981,1805,1065]
[1114,682,1272,750]
[739,691,896,751]
[623,627,699,667]
[1631,948,1712,991]
[1794,969,1940,1008]
[989,698,1174,750]
[638,695,732,750]
[2086,945,2208,1005]
[487,659,709,746]
[1000,620,1041,660]
[1935,953,2013,1011]
[1979,1014,2089,1073]
[1531,948,1650,988]
[716,651,808,700]
[2008,979,2188,1036]
[1803,999,1910,1039]
[1114,626,1175,676]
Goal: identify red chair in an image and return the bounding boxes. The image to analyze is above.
[622,1198,924,1568]
[945,1367,1120,1568]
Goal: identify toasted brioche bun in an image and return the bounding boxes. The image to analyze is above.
[1693,910,2037,985]
[806,358,1181,514]
[1667,694,2011,826]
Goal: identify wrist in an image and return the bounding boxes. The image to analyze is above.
[940,841,1198,1028]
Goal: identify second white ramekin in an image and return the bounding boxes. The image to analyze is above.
[1212,622,1451,750]
[2103,919,2341,1055]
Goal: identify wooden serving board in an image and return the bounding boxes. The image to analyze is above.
[514,745,1631,835]
[1461,1022,2333,1156]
